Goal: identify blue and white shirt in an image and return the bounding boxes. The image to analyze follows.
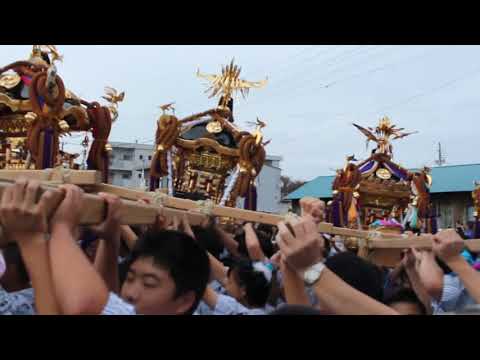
[207,294,268,315]
[101,292,136,315]
[432,274,477,314]
[0,287,136,315]
[0,287,36,315]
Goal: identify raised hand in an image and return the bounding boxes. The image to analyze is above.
[50,184,84,234]
[180,214,195,239]
[89,192,122,244]
[0,179,54,243]
[277,216,325,275]
[299,197,326,224]
[432,229,465,264]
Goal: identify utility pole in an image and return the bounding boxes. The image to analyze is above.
[435,142,446,166]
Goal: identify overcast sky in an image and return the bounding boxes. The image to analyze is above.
[2,45,480,181]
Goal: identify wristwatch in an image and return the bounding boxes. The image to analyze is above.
[303,262,326,286]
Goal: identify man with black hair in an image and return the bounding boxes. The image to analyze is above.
[118,229,211,315]
[191,225,225,261]
[324,252,385,303]
[384,288,427,315]
[276,215,398,315]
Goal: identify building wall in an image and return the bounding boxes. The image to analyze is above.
[255,164,282,213]
[109,143,154,189]
[431,192,474,229]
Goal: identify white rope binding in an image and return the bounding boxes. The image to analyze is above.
[167,150,174,196]
[219,165,240,206]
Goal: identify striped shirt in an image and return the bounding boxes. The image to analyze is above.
[432,274,477,314]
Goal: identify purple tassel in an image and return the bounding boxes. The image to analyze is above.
[42,127,54,169]
[331,198,341,227]
[426,207,438,234]
[475,219,480,239]
[244,183,257,211]
[149,176,159,192]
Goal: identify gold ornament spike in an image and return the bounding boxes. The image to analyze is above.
[42,45,63,63]
[196,59,268,107]
[102,87,125,107]
[31,45,63,64]
[159,102,176,114]
[246,118,267,145]
[353,116,418,156]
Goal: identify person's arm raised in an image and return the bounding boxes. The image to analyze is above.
[0,179,59,315]
[414,248,444,302]
[244,223,267,261]
[91,193,122,294]
[277,217,398,315]
[433,229,480,304]
[271,252,310,306]
[403,248,433,314]
[212,223,241,258]
[120,225,138,251]
[49,185,109,315]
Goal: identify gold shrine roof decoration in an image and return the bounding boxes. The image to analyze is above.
[352,116,418,157]
[197,59,268,108]
[0,45,123,182]
[329,116,436,239]
[150,60,268,208]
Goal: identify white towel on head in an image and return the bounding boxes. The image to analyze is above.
[252,261,272,283]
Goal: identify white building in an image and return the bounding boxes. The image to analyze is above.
[109,142,154,189]
[109,141,285,213]
[253,155,287,214]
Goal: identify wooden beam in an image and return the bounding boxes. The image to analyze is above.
[0,170,102,185]
[0,180,157,226]
[92,184,205,225]
[92,183,480,252]
[93,183,284,225]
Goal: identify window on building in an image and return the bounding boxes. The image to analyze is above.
[123,154,133,161]
[138,174,142,179]
[139,155,143,160]
[122,173,131,180]
[468,206,475,221]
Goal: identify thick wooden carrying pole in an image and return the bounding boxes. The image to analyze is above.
[93,183,286,225]
[1,173,478,252]
[93,183,480,251]
[0,170,101,185]
[0,180,157,225]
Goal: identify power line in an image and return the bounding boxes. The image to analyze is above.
[315,46,441,90]
[238,46,394,112]
[246,46,365,99]
[240,46,380,111]
[371,63,480,115]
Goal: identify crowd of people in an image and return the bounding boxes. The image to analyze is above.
[0,178,479,315]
